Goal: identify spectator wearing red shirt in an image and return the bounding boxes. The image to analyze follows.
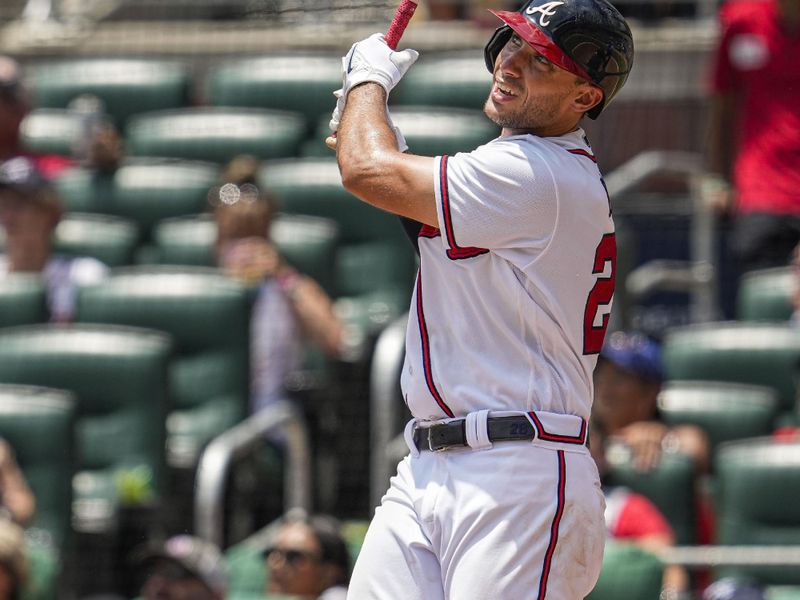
[0,56,71,179]
[590,420,691,599]
[705,0,800,273]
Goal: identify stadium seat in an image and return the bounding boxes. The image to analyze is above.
[54,213,139,267]
[260,157,415,334]
[206,54,342,135]
[393,52,491,110]
[585,542,663,600]
[767,587,800,599]
[715,439,800,584]
[26,59,192,129]
[390,106,498,156]
[75,267,251,469]
[0,274,48,327]
[0,325,172,532]
[19,108,84,157]
[125,108,307,164]
[606,451,696,544]
[0,384,76,548]
[658,381,780,453]
[152,213,340,294]
[54,158,219,244]
[737,267,795,322]
[303,106,498,158]
[662,322,800,421]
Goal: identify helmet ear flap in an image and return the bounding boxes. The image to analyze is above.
[484,26,513,73]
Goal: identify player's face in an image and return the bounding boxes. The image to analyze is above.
[484,33,598,137]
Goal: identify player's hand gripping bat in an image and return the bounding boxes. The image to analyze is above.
[326,0,417,150]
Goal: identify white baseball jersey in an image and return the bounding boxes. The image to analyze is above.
[401,128,616,422]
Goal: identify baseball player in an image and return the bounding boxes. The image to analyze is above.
[329,0,634,597]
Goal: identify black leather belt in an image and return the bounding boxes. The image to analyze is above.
[413,416,536,452]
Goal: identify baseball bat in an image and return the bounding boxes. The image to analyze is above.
[327,0,417,148]
[385,0,418,49]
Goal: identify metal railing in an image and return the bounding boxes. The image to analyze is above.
[606,150,720,325]
[194,400,312,548]
[368,313,409,510]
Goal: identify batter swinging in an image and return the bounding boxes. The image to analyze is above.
[329,0,634,597]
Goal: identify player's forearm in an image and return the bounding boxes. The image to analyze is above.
[336,83,438,225]
[337,83,400,197]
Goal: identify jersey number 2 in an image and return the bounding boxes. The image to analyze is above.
[583,233,616,354]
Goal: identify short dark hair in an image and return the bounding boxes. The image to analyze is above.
[284,512,351,586]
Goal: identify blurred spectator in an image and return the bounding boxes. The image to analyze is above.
[590,420,690,599]
[0,156,108,322]
[0,55,123,179]
[0,440,34,528]
[264,511,350,600]
[134,535,227,600]
[212,155,345,413]
[0,55,64,178]
[704,0,800,274]
[592,330,710,474]
[703,578,765,600]
[0,519,28,600]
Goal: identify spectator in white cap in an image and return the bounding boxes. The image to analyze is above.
[135,534,227,600]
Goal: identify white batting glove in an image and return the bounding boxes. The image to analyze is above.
[328,88,409,153]
[341,33,419,98]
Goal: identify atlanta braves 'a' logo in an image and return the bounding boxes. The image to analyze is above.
[525,1,564,26]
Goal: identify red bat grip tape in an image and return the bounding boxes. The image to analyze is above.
[385,0,418,49]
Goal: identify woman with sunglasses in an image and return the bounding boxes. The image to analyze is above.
[265,512,350,600]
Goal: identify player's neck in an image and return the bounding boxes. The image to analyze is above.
[501,122,580,139]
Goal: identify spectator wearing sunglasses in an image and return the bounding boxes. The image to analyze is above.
[265,512,350,600]
[135,535,227,600]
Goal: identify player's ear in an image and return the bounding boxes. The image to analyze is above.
[572,83,604,116]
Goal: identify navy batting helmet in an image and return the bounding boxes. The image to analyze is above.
[484,0,634,119]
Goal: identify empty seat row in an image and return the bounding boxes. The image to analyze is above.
[24,53,492,134]
[23,104,499,167]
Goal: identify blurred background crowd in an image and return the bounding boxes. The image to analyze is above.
[0,0,799,598]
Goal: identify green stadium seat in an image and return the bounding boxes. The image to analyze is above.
[0,384,76,549]
[767,586,800,599]
[19,108,83,157]
[0,325,172,532]
[303,107,498,158]
[737,267,795,322]
[606,452,696,544]
[26,59,191,129]
[152,213,340,294]
[715,439,800,584]
[125,108,306,164]
[75,267,251,469]
[152,214,217,267]
[391,106,498,156]
[585,542,663,600]
[54,158,219,243]
[658,381,780,453]
[52,166,114,215]
[54,213,139,267]
[662,322,800,420]
[206,55,342,135]
[393,52,491,110]
[260,158,415,333]
[0,275,48,327]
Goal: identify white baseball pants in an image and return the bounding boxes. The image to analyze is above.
[347,419,605,599]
